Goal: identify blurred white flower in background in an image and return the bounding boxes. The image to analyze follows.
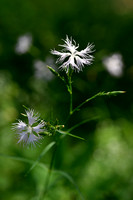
[15,33,32,54]
[51,35,94,73]
[12,109,45,146]
[33,56,55,81]
[103,53,124,77]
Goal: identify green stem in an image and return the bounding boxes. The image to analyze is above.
[69,75,73,115]
[68,116,99,132]
[70,90,125,116]
[40,144,57,199]
[67,69,73,115]
[71,92,99,115]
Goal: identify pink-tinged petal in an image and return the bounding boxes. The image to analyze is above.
[26,109,38,125]
[33,122,45,133]
[27,133,41,146]
[12,120,27,131]
[17,132,28,144]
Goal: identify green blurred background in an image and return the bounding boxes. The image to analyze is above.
[0,0,133,199]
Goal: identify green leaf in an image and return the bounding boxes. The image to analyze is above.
[25,141,56,175]
[0,153,47,170]
[22,105,29,110]
[68,116,99,132]
[53,169,85,200]
[99,91,126,96]
[47,66,66,83]
[57,130,85,141]
[0,154,84,199]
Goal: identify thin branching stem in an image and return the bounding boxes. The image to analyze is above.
[71,92,100,115]
[67,69,73,115]
[68,116,99,132]
[70,91,125,116]
[69,75,73,115]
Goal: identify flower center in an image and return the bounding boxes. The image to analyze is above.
[70,45,77,55]
[27,126,33,134]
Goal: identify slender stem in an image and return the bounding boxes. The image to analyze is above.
[67,69,73,115]
[71,92,100,115]
[69,75,73,115]
[40,144,57,199]
[68,116,99,132]
[70,90,125,117]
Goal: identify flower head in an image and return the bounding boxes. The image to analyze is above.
[51,36,94,73]
[12,109,45,146]
[15,33,32,54]
[103,53,124,77]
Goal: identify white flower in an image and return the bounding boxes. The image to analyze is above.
[103,53,124,77]
[12,109,45,146]
[33,58,54,81]
[51,36,94,73]
[15,33,32,54]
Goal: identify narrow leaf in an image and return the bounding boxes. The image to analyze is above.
[25,141,56,175]
[57,130,85,141]
[47,66,66,83]
[68,116,99,132]
[54,169,85,200]
[22,105,29,110]
[0,153,47,170]
[0,154,84,199]
[99,91,126,96]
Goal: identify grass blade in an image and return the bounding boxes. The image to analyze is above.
[57,130,85,141]
[0,153,47,170]
[54,169,85,200]
[0,154,84,199]
[68,116,99,132]
[25,141,56,175]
